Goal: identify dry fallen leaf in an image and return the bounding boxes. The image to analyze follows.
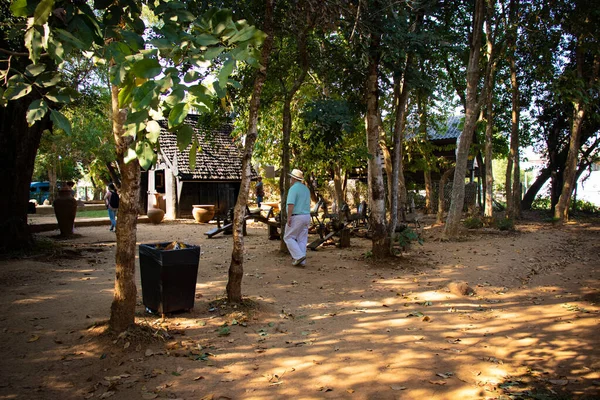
[391,385,407,390]
[193,376,205,381]
[548,379,569,386]
[27,335,40,343]
[346,388,355,393]
[429,380,447,385]
[141,393,158,400]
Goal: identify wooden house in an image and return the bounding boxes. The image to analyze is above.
[144,116,256,219]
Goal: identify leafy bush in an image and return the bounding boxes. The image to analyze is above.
[570,199,600,214]
[495,217,514,231]
[463,217,483,229]
[531,196,551,210]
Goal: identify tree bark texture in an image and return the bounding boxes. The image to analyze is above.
[109,85,141,333]
[554,102,585,222]
[0,94,51,253]
[365,40,389,258]
[437,168,455,224]
[506,0,521,219]
[443,0,485,238]
[227,0,274,303]
[278,23,310,253]
[388,56,412,238]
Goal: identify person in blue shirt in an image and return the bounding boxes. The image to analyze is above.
[284,169,311,267]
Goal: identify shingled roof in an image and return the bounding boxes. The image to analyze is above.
[158,116,252,181]
[427,115,463,141]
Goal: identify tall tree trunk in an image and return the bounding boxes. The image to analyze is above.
[108,85,141,333]
[554,102,585,221]
[278,24,310,253]
[506,0,521,220]
[482,2,498,218]
[388,54,412,239]
[365,38,388,258]
[0,95,51,253]
[444,0,485,238]
[227,0,274,303]
[554,46,599,221]
[333,165,345,207]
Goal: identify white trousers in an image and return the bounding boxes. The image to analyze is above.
[283,214,311,261]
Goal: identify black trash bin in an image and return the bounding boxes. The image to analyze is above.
[139,242,201,314]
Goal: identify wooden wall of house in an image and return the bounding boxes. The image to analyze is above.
[178,182,240,218]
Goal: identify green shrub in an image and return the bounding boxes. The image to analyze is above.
[495,217,514,231]
[531,196,551,210]
[570,199,600,214]
[463,217,483,229]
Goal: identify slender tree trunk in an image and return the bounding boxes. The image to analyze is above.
[108,85,141,333]
[424,170,433,214]
[227,0,274,303]
[365,37,388,258]
[482,3,498,218]
[278,25,310,253]
[0,95,51,253]
[437,168,455,224]
[554,102,585,222]
[388,55,412,239]
[506,0,521,219]
[444,0,485,238]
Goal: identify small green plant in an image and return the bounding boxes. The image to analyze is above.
[495,217,514,231]
[393,227,423,255]
[463,217,483,229]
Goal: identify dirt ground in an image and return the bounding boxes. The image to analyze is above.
[0,213,599,400]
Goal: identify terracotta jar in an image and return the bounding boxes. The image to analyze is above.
[192,205,215,223]
[53,187,77,236]
[147,193,165,224]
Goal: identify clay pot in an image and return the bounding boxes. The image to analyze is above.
[147,207,165,224]
[192,205,215,223]
[53,188,77,236]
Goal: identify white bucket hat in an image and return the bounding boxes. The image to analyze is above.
[289,168,304,181]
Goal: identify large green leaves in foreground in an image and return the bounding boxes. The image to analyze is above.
[4,0,265,170]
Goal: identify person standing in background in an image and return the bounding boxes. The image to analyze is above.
[104,183,119,232]
[284,169,311,267]
[255,176,265,207]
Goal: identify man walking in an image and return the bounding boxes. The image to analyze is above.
[284,169,311,267]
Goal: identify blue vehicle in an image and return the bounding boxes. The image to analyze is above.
[30,182,51,204]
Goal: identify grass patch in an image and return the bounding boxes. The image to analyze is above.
[76,209,108,218]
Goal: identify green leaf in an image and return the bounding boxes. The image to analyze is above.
[26,99,49,126]
[132,81,159,110]
[35,71,61,88]
[146,120,162,143]
[218,57,235,89]
[4,81,32,100]
[184,70,201,83]
[164,88,185,107]
[168,103,190,129]
[124,148,137,164]
[25,24,43,63]
[126,110,149,125]
[218,326,230,336]
[132,58,162,79]
[213,81,225,99]
[228,78,242,90]
[195,34,220,46]
[228,25,256,44]
[34,0,56,26]
[176,124,194,152]
[50,109,71,135]
[203,45,224,61]
[118,81,135,108]
[54,28,87,50]
[10,0,32,17]
[25,63,46,77]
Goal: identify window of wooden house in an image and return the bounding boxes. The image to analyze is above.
[155,170,166,193]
